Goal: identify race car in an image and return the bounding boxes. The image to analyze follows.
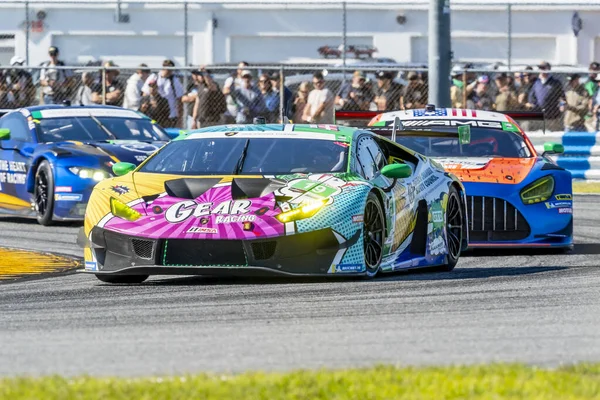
[0,105,169,225]
[336,106,573,249]
[78,122,468,284]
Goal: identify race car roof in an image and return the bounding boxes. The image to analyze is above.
[16,105,148,120]
[184,124,357,142]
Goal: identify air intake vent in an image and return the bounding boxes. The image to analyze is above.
[467,196,531,242]
[131,238,154,259]
[251,241,277,260]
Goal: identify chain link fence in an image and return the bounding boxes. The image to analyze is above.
[1,64,599,132]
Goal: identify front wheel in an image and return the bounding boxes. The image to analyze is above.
[363,192,385,277]
[438,186,464,272]
[95,274,149,284]
[34,160,55,226]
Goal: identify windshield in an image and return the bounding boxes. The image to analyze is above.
[392,128,532,158]
[36,117,170,143]
[140,137,350,175]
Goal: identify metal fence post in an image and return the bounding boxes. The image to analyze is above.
[25,0,30,64]
[507,3,512,71]
[279,65,285,123]
[102,67,106,105]
[341,1,347,85]
[428,0,451,107]
[183,0,189,129]
[462,71,467,107]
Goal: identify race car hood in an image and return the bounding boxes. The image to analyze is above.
[98,172,368,240]
[46,140,166,165]
[433,157,536,184]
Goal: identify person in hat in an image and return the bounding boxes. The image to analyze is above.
[303,71,335,124]
[139,73,170,127]
[123,63,151,110]
[231,70,265,124]
[270,72,293,119]
[400,71,427,110]
[469,75,494,111]
[91,61,124,106]
[374,70,403,111]
[493,74,519,112]
[526,61,565,131]
[39,46,73,104]
[562,73,589,132]
[336,70,373,111]
[450,63,477,109]
[6,56,34,108]
[191,68,226,129]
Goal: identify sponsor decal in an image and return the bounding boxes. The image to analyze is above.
[110,185,130,195]
[54,193,83,201]
[333,141,350,148]
[224,131,238,136]
[55,186,72,192]
[545,201,572,209]
[352,214,364,223]
[334,263,363,273]
[555,194,572,201]
[558,207,573,214]
[242,222,255,231]
[85,261,97,271]
[434,158,490,170]
[135,155,148,162]
[165,199,252,223]
[38,108,143,119]
[214,214,256,224]
[0,160,27,185]
[402,119,503,129]
[152,205,163,214]
[431,210,443,223]
[187,227,218,234]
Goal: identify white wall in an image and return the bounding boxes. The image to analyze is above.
[1,2,599,68]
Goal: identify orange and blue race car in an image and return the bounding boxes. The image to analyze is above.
[336,106,573,250]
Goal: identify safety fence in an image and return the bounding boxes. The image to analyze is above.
[1,63,599,179]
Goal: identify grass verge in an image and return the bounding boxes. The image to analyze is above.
[2,364,600,400]
[573,181,600,194]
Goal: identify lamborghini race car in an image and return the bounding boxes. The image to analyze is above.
[0,105,169,225]
[337,106,573,249]
[79,123,468,283]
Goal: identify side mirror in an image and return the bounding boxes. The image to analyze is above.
[381,163,412,179]
[542,142,564,157]
[112,162,136,177]
[0,128,10,140]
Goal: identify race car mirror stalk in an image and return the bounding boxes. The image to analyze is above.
[542,142,564,157]
[112,162,136,177]
[0,128,10,141]
[381,163,411,192]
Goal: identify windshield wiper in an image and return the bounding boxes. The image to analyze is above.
[88,113,117,140]
[232,139,250,175]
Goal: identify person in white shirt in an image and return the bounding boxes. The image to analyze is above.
[123,64,150,110]
[222,61,249,123]
[74,72,94,106]
[302,71,335,124]
[142,59,184,128]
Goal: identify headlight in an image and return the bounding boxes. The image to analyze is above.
[520,176,554,204]
[110,197,142,221]
[68,167,110,182]
[276,199,326,223]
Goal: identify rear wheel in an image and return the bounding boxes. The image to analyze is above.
[95,274,149,284]
[34,161,55,226]
[363,192,385,277]
[438,186,464,272]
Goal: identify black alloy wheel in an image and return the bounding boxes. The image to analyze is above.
[34,161,55,226]
[363,192,385,277]
[440,186,464,271]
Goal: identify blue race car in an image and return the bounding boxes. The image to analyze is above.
[337,107,573,250]
[0,105,169,225]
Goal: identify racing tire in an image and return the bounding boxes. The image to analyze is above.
[34,160,55,226]
[95,274,149,284]
[436,185,464,272]
[363,192,385,277]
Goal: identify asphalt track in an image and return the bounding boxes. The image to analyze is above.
[0,196,599,377]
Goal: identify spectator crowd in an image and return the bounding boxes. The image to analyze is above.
[2,46,600,132]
